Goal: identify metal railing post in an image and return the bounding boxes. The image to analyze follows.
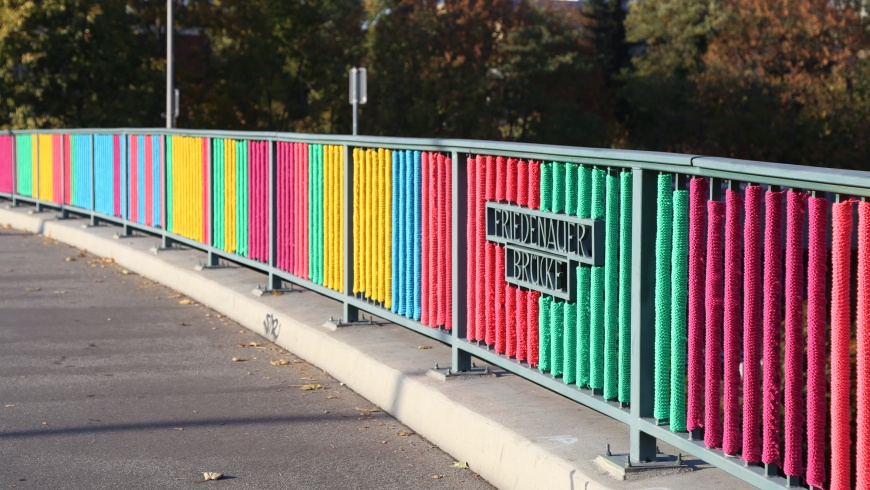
[267,139,280,289]
[161,135,172,249]
[34,134,42,213]
[630,167,658,463]
[10,132,18,207]
[89,134,97,225]
[342,144,359,323]
[451,150,471,372]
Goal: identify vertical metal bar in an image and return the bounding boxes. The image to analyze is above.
[10,131,18,207]
[268,139,279,289]
[90,133,96,225]
[451,150,471,372]
[122,132,131,236]
[161,134,172,248]
[35,133,42,212]
[630,167,658,463]
[343,143,359,322]
[206,137,218,266]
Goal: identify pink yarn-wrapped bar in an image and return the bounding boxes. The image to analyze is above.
[466,157,477,340]
[742,185,763,463]
[474,156,487,341]
[784,191,807,477]
[420,152,431,326]
[806,197,828,488]
[831,200,854,490]
[762,190,784,467]
[527,291,541,367]
[443,155,453,331]
[687,177,708,431]
[704,200,725,449]
[515,289,527,361]
[722,190,743,455]
[494,157,507,352]
[858,201,870,485]
[484,156,497,346]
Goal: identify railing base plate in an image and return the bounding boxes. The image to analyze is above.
[594,453,692,480]
[427,366,494,381]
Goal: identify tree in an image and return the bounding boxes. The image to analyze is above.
[0,0,163,129]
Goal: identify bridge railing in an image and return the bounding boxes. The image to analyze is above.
[3,127,869,490]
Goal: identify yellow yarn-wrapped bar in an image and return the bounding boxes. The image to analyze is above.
[38,134,53,202]
[376,148,385,303]
[225,139,237,253]
[353,148,361,294]
[365,149,373,298]
[323,145,333,290]
[338,146,345,294]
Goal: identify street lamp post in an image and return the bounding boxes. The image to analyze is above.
[166,0,174,129]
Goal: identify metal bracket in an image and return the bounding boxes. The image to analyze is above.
[323,314,375,330]
[251,283,296,297]
[194,252,230,271]
[113,224,137,239]
[427,361,494,381]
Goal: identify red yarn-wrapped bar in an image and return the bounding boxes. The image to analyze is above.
[742,185,763,463]
[704,200,725,449]
[421,152,431,326]
[762,190,784,467]
[831,199,854,490]
[484,156,497,346]
[466,157,478,340]
[687,177,708,431]
[722,189,743,455]
[858,201,870,485]
[784,191,806,477]
[806,196,828,488]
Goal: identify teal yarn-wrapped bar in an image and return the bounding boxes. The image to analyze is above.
[618,172,633,403]
[540,163,552,213]
[589,168,605,389]
[212,139,224,251]
[538,163,553,371]
[551,162,565,213]
[576,166,591,387]
[539,295,553,372]
[670,188,690,431]
[653,173,673,421]
[236,140,249,257]
[551,299,564,376]
[563,163,578,384]
[603,171,619,400]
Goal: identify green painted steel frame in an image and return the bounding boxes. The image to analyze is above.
[4,127,868,490]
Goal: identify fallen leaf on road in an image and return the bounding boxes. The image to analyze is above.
[431,475,444,479]
[1,223,11,229]
[452,462,469,469]
[5,404,15,408]
[174,427,184,431]
[178,322,188,327]
[248,342,262,347]
[53,290,66,294]
[355,406,381,413]
[292,359,303,364]
[64,257,75,262]
[25,287,41,292]
[168,294,182,299]
[202,472,223,481]
[120,269,131,275]
[231,357,244,362]
[270,359,290,366]
[417,345,432,350]
[397,431,414,436]
[300,384,322,391]
[179,299,194,305]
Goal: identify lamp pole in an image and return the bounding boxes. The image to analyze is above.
[166,0,174,129]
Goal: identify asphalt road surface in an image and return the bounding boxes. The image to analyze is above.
[0,227,494,489]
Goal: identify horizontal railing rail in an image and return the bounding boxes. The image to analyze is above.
[2,127,868,490]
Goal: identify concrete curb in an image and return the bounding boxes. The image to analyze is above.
[0,206,751,490]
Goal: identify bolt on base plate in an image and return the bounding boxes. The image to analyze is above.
[427,362,496,381]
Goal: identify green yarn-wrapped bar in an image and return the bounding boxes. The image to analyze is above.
[603,171,619,400]
[589,168,606,390]
[551,162,565,213]
[538,163,552,372]
[653,173,673,421]
[551,299,564,376]
[309,144,324,285]
[576,166,592,387]
[236,140,249,257]
[15,135,33,197]
[618,172,633,403]
[670,188,690,431]
[212,139,225,251]
[539,294,553,372]
[563,163,579,384]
